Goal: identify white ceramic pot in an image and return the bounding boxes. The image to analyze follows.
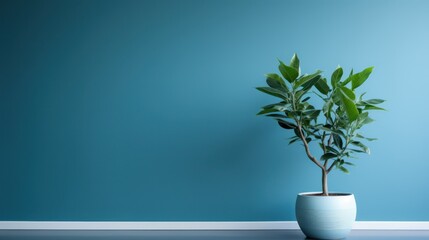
[295,192,356,239]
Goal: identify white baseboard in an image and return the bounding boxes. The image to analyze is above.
[0,221,295,230]
[1,221,429,230]
[353,221,429,230]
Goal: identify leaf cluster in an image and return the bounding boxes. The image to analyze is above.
[257,54,385,174]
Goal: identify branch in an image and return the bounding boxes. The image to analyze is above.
[321,131,327,153]
[295,123,324,170]
[327,160,337,173]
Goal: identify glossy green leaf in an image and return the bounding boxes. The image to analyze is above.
[314,126,345,138]
[289,137,300,145]
[290,53,300,72]
[256,87,288,100]
[358,92,367,102]
[302,96,310,102]
[326,146,340,154]
[352,67,374,90]
[293,127,304,138]
[364,104,386,111]
[348,148,366,153]
[333,134,343,149]
[339,92,359,122]
[266,73,288,92]
[321,152,337,161]
[257,108,279,115]
[361,116,375,125]
[303,109,321,120]
[295,70,322,89]
[350,141,370,154]
[278,60,299,83]
[278,119,296,129]
[339,86,356,100]
[331,66,343,88]
[301,75,322,92]
[322,100,333,116]
[364,99,385,105]
[359,111,369,118]
[315,78,330,95]
[338,165,350,174]
[356,134,378,141]
[295,89,307,101]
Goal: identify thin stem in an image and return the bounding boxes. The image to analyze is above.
[327,160,337,173]
[323,157,329,168]
[295,123,324,170]
[321,131,327,153]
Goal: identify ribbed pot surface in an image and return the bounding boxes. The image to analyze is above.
[296,192,356,240]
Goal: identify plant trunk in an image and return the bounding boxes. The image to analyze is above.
[322,169,328,196]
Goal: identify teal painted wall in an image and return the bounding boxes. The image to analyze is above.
[1,0,428,221]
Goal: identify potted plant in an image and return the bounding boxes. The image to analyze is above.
[256,54,384,239]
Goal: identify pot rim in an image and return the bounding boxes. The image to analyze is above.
[298,192,354,197]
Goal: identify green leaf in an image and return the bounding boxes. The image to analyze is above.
[364,99,385,105]
[350,141,370,154]
[257,103,292,115]
[338,165,350,174]
[290,53,300,72]
[314,126,345,138]
[256,87,288,100]
[265,113,288,118]
[265,73,289,92]
[326,146,340,154]
[323,99,333,116]
[302,109,321,120]
[289,137,300,145]
[295,89,308,101]
[356,134,378,141]
[352,67,374,90]
[301,75,322,92]
[266,73,289,92]
[321,152,337,161]
[339,86,356,100]
[331,66,343,88]
[257,108,279,115]
[302,96,310,102]
[361,116,375,125]
[294,70,322,89]
[358,92,367,102]
[364,104,386,111]
[348,148,366,153]
[278,60,299,83]
[315,78,330,95]
[293,127,304,138]
[332,134,343,149]
[339,91,359,122]
[277,119,296,129]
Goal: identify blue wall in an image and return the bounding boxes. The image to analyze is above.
[1,0,429,221]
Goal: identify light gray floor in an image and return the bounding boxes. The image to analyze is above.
[1,230,429,240]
